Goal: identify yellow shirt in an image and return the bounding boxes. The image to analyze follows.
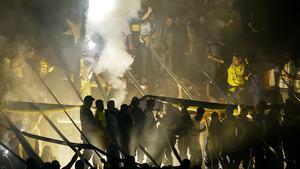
[95,110,107,128]
[227,64,246,91]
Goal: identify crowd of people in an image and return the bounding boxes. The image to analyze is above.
[16,95,299,169]
[1,1,300,169]
[126,3,300,105]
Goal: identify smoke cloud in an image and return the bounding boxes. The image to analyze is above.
[86,0,141,105]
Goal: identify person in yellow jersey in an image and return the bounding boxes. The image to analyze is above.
[227,53,251,104]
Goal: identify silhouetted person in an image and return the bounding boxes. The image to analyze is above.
[118,104,134,155]
[252,101,267,169]
[105,100,120,168]
[234,106,252,169]
[95,99,108,155]
[204,112,221,169]
[190,107,206,168]
[75,160,84,169]
[50,160,61,169]
[25,158,39,169]
[282,99,299,169]
[143,99,158,165]
[95,99,107,130]
[157,103,178,166]
[80,95,103,168]
[177,103,192,160]
[129,97,145,163]
[264,108,284,169]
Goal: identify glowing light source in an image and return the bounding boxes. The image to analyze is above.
[4,150,9,155]
[87,0,115,28]
[88,40,96,50]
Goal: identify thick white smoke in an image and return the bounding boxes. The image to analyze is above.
[86,0,141,104]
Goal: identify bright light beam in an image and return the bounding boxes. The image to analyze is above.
[86,0,115,35]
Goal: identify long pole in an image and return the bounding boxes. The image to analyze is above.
[1,113,43,166]
[126,70,146,96]
[147,45,194,99]
[29,102,94,168]
[34,71,105,161]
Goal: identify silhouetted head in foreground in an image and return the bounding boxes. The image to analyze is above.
[120,104,129,112]
[75,160,84,169]
[195,107,205,121]
[26,158,38,169]
[51,160,60,169]
[130,96,140,107]
[96,99,104,111]
[211,112,219,122]
[107,100,116,110]
[181,159,191,169]
[83,95,95,108]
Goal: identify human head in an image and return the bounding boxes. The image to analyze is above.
[83,95,94,108]
[95,99,104,111]
[75,160,84,169]
[232,53,242,66]
[107,100,115,110]
[195,107,205,121]
[166,16,173,27]
[130,96,140,107]
[211,112,219,121]
[120,104,129,112]
[51,160,60,169]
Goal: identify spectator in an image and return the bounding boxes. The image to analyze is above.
[227,53,251,104]
[118,104,134,155]
[161,16,174,69]
[129,97,145,163]
[80,95,103,168]
[105,100,120,168]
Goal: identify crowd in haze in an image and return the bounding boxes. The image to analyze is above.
[1,1,300,169]
[13,95,299,169]
[126,2,300,105]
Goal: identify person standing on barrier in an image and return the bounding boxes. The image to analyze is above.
[143,99,158,165]
[264,108,284,169]
[157,103,178,166]
[204,112,221,169]
[95,100,108,155]
[105,100,120,168]
[190,107,206,168]
[177,103,193,160]
[252,101,267,169]
[118,104,134,156]
[129,97,145,163]
[80,95,103,169]
[128,6,154,82]
[227,53,251,104]
[219,106,238,168]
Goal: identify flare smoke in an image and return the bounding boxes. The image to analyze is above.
[86,0,141,104]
